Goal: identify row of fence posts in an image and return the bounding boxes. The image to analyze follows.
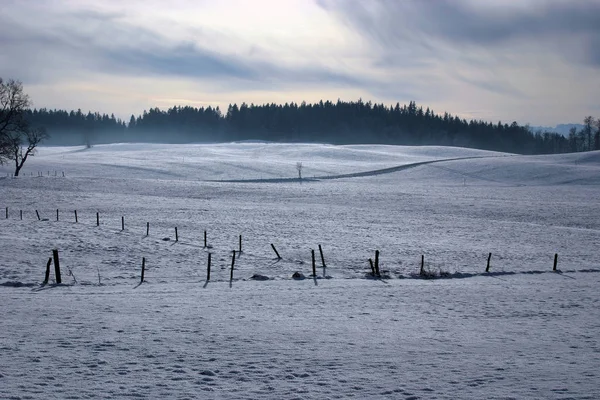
[138,242,326,286]
[36,171,65,177]
[15,207,560,284]
[8,210,231,252]
[366,251,559,278]
[6,208,126,228]
[2,208,562,276]
[43,247,561,286]
[6,209,195,242]
[133,248,565,287]
[4,171,65,178]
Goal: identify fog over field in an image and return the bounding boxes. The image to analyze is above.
[1,143,599,399]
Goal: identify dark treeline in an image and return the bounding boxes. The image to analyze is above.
[25,100,596,155]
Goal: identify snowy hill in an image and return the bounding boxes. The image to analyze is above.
[1,144,599,399]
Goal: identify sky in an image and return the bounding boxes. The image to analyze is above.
[1,0,599,126]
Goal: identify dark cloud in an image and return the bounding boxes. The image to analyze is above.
[0,5,375,94]
[101,44,259,80]
[0,9,256,81]
[320,0,600,68]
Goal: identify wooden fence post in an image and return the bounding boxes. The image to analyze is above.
[5,207,7,219]
[56,209,59,222]
[96,212,99,226]
[43,257,52,284]
[311,249,316,277]
[141,257,146,283]
[175,227,178,242]
[74,210,78,223]
[203,230,207,248]
[553,253,558,271]
[271,243,281,259]
[420,255,425,276]
[486,252,492,272]
[375,250,380,277]
[146,222,149,236]
[319,244,326,268]
[20,210,22,220]
[52,249,61,284]
[369,258,375,276]
[239,235,242,253]
[36,210,40,221]
[121,216,124,231]
[206,253,211,281]
[230,250,236,282]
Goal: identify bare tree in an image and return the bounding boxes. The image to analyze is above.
[583,116,594,151]
[9,127,48,176]
[296,162,303,179]
[0,78,47,176]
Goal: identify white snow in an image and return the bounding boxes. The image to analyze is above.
[1,143,599,399]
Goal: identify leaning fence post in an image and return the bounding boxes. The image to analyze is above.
[369,258,375,276]
[141,257,146,283]
[52,249,62,284]
[553,253,558,271]
[206,253,212,282]
[318,244,326,268]
[43,257,52,284]
[230,250,236,282]
[36,210,41,221]
[74,210,78,223]
[486,252,492,272]
[271,243,281,259]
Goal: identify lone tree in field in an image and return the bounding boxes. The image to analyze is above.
[296,162,303,179]
[0,78,47,176]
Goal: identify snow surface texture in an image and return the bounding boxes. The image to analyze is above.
[1,143,600,399]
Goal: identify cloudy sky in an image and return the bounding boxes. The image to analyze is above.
[1,0,598,126]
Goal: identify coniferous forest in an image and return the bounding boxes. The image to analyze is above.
[25,99,599,155]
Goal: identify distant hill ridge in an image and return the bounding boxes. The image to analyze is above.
[530,124,585,136]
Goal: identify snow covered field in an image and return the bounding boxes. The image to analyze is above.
[1,143,600,399]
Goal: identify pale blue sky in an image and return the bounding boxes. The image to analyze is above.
[1,0,598,125]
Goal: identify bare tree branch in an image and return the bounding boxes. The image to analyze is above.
[0,77,47,175]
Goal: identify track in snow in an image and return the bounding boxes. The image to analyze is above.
[207,156,498,183]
